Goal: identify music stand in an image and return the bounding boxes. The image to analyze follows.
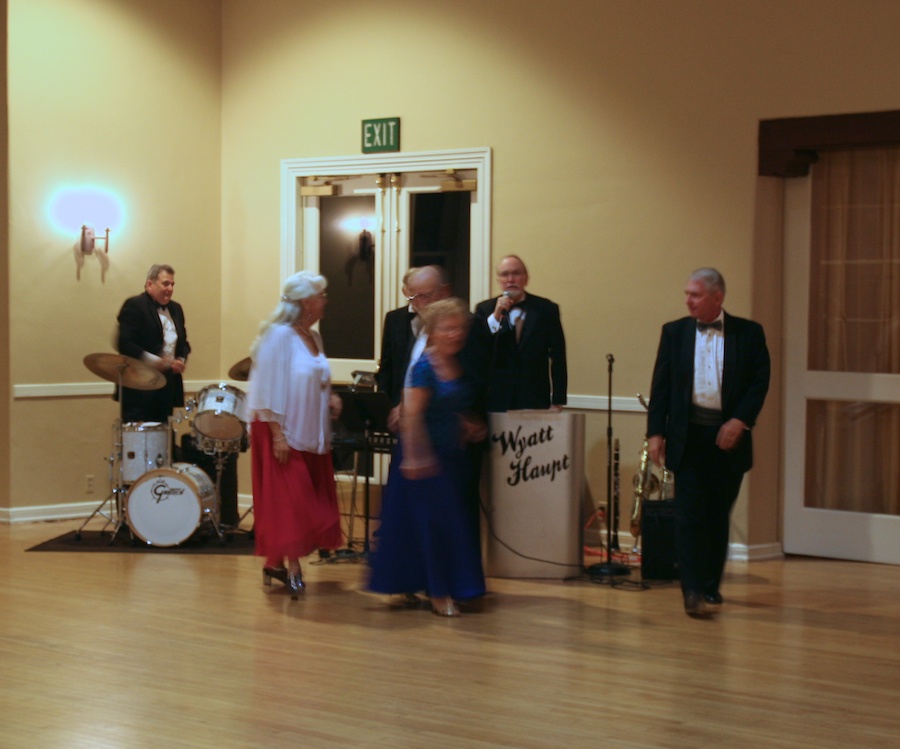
[333,389,393,557]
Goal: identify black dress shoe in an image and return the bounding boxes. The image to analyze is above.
[683,591,707,616]
[704,591,724,605]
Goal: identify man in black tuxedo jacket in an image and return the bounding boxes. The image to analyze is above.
[116,264,191,423]
[647,268,769,616]
[375,266,450,431]
[473,255,567,412]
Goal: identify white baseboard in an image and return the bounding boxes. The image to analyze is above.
[2,500,785,564]
[728,542,784,562]
[583,530,783,563]
[0,494,256,525]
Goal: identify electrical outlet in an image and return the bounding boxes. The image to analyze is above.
[85,474,95,494]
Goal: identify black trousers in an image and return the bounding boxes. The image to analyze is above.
[176,434,240,526]
[674,423,744,597]
[121,373,181,424]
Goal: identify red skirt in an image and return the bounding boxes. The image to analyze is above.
[250,420,343,560]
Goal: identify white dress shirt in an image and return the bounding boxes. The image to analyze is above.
[692,314,724,410]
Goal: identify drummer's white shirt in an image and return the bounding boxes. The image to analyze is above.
[245,323,332,454]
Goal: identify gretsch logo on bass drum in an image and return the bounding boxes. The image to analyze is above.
[151,479,186,504]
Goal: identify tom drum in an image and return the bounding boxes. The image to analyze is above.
[121,422,171,483]
[193,383,246,443]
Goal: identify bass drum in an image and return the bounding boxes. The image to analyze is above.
[126,463,216,547]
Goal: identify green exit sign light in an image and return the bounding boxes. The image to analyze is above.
[362,117,400,153]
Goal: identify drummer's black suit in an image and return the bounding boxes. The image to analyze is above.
[116,291,190,423]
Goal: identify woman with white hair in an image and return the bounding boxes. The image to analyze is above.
[246,270,343,598]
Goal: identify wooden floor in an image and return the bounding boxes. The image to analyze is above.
[1,519,898,749]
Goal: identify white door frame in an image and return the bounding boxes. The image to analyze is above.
[782,177,900,564]
[280,148,492,382]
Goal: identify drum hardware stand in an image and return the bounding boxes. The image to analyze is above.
[79,352,166,543]
[331,449,362,559]
[236,502,254,530]
[179,401,244,542]
[196,438,237,544]
[75,420,130,541]
[343,452,361,550]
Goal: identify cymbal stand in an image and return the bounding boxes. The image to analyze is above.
[197,438,235,544]
[76,371,132,542]
[75,434,130,541]
[209,447,233,543]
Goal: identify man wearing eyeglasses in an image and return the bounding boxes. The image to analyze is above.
[376,265,450,431]
[474,255,567,413]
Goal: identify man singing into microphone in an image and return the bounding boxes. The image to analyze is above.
[474,254,567,412]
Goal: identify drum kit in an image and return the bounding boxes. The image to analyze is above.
[77,352,253,547]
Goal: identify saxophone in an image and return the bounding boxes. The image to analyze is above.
[630,394,674,551]
[630,436,659,543]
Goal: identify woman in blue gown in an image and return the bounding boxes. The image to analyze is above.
[368,298,486,617]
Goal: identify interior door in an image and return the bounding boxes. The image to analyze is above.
[281,149,491,384]
[782,177,900,564]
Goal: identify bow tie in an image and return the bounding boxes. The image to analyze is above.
[697,320,722,331]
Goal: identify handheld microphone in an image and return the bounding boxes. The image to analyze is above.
[501,290,512,315]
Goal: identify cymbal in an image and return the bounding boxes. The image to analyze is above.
[83,353,166,391]
[228,356,252,382]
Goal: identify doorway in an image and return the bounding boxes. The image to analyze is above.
[280,148,492,383]
[782,165,900,565]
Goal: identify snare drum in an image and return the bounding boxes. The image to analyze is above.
[126,463,217,546]
[121,422,171,483]
[193,383,246,442]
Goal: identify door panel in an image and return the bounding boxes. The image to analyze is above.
[281,149,491,384]
[783,178,900,564]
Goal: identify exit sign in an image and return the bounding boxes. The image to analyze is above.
[362,117,400,153]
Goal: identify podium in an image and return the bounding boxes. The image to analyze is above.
[484,411,585,578]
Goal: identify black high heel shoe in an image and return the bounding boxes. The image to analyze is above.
[288,569,305,600]
[263,566,288,586]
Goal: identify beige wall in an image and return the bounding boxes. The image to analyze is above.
[1,0,10,510]
[6,0,222,513]
[6,1,900,553]
[217,0,900,552]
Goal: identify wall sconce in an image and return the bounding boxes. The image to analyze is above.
[80,224,110,255]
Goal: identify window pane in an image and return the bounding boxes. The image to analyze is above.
[805,399,900,515]
[808,149,900,374]
[318,195,376,359]
[410,192,471,304]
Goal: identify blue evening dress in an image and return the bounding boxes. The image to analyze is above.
[368,353,486,600]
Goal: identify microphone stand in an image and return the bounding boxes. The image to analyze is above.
[587,353,630,580]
